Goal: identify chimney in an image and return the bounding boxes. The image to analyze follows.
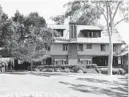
[69,22,77,41]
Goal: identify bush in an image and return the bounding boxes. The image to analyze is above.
[100,68,126,75]
[41,68,54,72]
[64,68,70,73]
[77,69,83,73]
[72,65,81,73]
[122,65,128,74]
[34,68,40,72]
[55,68,63,72]
[86,64,97,69]
[71,65,87,73]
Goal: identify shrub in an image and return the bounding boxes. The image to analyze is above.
[55,68,62,72]
[81,68,87,73]
[118,68,126,75]
[72,65,81,73]
[122,65,128,74]
[64,68,70,73]
[86,64,97,69]
[34,68,40,72]
[41,68,54,72]
[100,68,126,75]
[77,69,83,73]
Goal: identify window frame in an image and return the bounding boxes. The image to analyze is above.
[63,44,68,51]
[100,44,106,51]
[87,44,92,49]
[78,44,83,51]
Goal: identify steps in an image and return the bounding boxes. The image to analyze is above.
[86,69,99,74]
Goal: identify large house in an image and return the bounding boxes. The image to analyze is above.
[0,23,125,70]
[41,23,125,66]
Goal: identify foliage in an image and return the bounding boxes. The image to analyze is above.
[51,1,102,25]
[100,68,125,75]
[52,0,128,75]
[0,8,57,69]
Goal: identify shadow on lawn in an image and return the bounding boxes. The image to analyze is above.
[59,77,128,97]
[31,72,68,77]
[6,72,71,77]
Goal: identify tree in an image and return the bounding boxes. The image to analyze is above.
[0,5,11,47]
[94,1,128,75]
[51,1,101,25]
[8,22,54,72]
[0,10,57,72]
[51,0,128,75]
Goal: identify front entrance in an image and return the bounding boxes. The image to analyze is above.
[92,56,118,66]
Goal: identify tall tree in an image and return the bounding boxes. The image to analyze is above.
[0,5,11,47]
[94,0,128,75]
[1,10,57,72]
[52,0,128,75]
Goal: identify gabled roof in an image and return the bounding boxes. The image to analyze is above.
[48,24,125,44]
[77,32,124,44]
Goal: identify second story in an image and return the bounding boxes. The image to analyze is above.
[47,23,125,55]
[47,43,122,56]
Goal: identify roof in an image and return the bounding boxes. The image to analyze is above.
[77,32,124,44]
[48,24,124,44]
[77,25,102,31]
[117,50,128,56]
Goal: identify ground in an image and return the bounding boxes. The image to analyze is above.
[0,72,128,97]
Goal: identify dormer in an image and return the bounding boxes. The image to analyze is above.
[53,29,65,37]
[79,30,101,38]
[78,26,102,38]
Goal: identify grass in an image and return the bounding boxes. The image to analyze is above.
[0,72,128,97]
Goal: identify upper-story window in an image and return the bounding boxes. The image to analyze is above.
[87,44,92,49]
[70,24,77,38]
[78,44,83,51]
[100,44,106,51]
[54,29,64,37]
[113,44,117,51]
[46,46,51,51]
[80,30,101,38]
[63,44,68,51]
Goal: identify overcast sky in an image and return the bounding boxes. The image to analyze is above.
[0,0,129,44]
[0,0,71,24]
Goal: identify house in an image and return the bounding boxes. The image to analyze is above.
[117,45,128,65]
[0,23,125,69]
[41,22,125,66]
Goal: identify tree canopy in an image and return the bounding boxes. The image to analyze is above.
[0,7,56,67]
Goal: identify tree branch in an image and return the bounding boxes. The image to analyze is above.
[95,1,107,21]
[111,1,122,22]
[114,16,128,26]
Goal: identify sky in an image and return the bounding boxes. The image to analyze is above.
[0,0,71,24]
[0,0,129,44]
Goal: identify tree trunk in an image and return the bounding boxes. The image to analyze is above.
[108,25,113,75]
[31,61,33,73]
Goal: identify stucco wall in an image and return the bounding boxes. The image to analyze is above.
[48,43,68,55]
[78,44,122,55]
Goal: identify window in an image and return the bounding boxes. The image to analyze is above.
[113,44,117,51]
[100,44,106,51]
[54,29,64,37]
[78,44,83,51]
[55,59,67,65]
[70,24,77,38]
[63,44,68,51]
[80,30,101,38]
[46,46,51,51]
[55,61,58,65]
[87,44,92,49]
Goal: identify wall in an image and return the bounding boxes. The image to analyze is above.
[78,43,122,56]
[47,43,68,55]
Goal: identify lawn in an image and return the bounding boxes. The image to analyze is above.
[0,72,128,97]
